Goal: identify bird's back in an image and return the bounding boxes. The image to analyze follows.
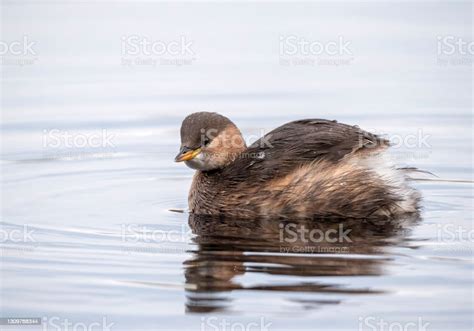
[189,119,419,219]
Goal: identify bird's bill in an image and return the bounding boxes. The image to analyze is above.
[175,147,201,162]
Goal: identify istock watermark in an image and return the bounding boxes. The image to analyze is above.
[43,129,116,149]
[42,129,117,159]
[121,35,196,67]
[436,35,473,66]
[199,127,274,149]
[279,35,354,67]
[358,128,432,150]
[201,316,272,331]
[0,225,36,243]
[41,316,114,331]
[358,316,430,331]
[435,224,474,243]
[360,128,432,162]
[278,222,352,254]
[0,35,38,66]
[121,223,192,244]
[279,223,353,244]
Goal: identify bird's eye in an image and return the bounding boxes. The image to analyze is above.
[202,137,211,146]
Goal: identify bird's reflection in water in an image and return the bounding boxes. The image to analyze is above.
[184,214,420,313]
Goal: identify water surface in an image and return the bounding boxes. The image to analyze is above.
[1,1,473,330]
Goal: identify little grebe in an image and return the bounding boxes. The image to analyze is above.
[175,112,420,219]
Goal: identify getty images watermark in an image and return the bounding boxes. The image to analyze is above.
[121,35,196,67]
[0,35,38,66]
[436,35,473,66]
[279,35,354,67]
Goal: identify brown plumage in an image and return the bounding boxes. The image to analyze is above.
[175,112,420,219]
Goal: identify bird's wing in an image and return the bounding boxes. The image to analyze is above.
[221,119,389,182]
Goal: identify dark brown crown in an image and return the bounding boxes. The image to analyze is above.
[180,112,234,149]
